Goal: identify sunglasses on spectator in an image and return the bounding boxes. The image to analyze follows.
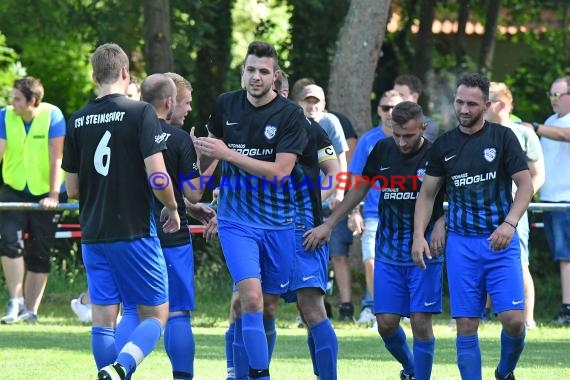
[547,91,570,100]
[380,105,395,112]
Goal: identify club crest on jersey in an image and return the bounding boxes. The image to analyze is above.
[264,125,277,140]
[483,148,496,162]
[417,168,426,182]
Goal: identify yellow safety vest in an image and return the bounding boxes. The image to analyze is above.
[3,103,55,195]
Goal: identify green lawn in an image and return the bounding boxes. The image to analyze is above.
[1,314,568,380]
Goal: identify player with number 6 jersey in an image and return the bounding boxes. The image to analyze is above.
[62,43,179,380]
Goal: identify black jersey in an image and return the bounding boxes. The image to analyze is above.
[292,118,336,229]
[426,122,528,236]
[62,94,166,243]
[207,90,307,228]
[154,120,199,248]
[363,138,444,265]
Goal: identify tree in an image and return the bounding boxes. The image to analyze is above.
[478,0,501,73]
[413,0,437,111]
[143,0,173,73]
[327,0,392,135]
[0,32,26,107]
[455,0,471,70]
[288,0,350,87]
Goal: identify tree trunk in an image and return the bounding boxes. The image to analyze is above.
[413,0,436,112]
[143,0,173,73]
[478,0,500,73]
[328,0,392,135]
[455,0,471,70]
[193,0,233,134]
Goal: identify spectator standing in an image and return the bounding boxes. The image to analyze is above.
[0,76,66,324]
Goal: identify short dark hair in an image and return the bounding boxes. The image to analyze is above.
[456,73,490,100]
[13,76,44,105]
[394,74,423,94]
[245,41,279,70]
[391,101,424,126]
[140,74,176,108]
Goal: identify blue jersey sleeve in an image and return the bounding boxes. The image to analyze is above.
[348,135,369,174]
[48,107,66,139]
[0,108,7,139]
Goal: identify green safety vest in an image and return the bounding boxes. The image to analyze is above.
[3,103,55,195]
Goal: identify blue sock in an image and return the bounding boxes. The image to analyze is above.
[115,305,139,352]
[307,332,318,376]
[381,326,414,375]
[310,319,338,380]
[116,317,163,375]
[413,337,435,380]
[241,312,269,376]
[497,328,526,378]
[165,314,195,379]
[233,318,249,380]
[263,318,276,362]
[226,323,236,379]
[456,334,481,380]
[91,326,117,370]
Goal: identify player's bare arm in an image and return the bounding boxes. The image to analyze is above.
[319,153,340,202]
[304,182,371,250]
[196,135,298,182]
[429,214,447,258]
[412,174,444,269]
[189,127,219,178]
[527,158,545,194]
[488,169,533,251]
[64,172,79,199]
[144,152,180,232]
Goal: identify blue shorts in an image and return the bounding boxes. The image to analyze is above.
[83,236,168,307]
[163,243,195,312]
[361,218,378,261]
[328,216,353,256]
[218,219,295,294]
[373,260,442,317]
[281,228,329,303]
[446,232,524,318]
[543,210,570,261]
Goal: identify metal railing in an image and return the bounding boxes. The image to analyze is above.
[1,201,569,239]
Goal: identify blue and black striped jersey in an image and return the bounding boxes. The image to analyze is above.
[292,118,335,229]
[426,121,528,236]
[363,138,443,266]
[207,90,307,228]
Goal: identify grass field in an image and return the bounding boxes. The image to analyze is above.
[1,308,569,380]
[0,263,568,379]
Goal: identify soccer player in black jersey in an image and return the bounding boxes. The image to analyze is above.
[195,41,307,380]
[278,78,340,379]
[62,43,180,380]
[113,73,210,380]
[412,73,534,380]
[305,102,446,380]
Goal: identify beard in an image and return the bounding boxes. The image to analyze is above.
[457,109,484,129]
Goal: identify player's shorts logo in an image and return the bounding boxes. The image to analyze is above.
[483,148,496,162]
[264,125,277,140]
